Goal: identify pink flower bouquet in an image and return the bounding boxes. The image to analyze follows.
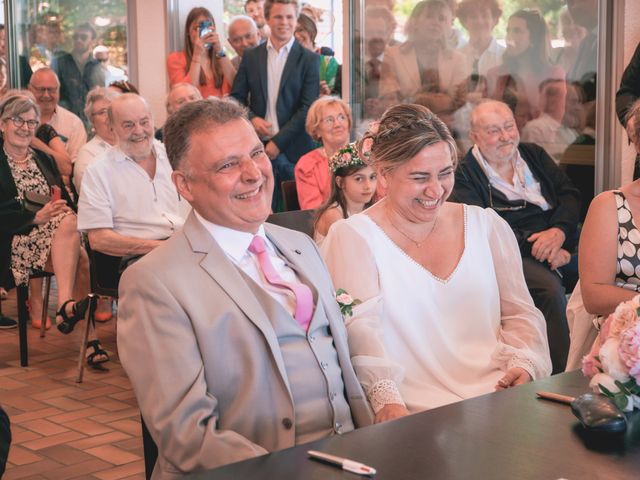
[582,295,640,411]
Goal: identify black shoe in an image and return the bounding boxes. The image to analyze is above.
[56,297,90,334]
[0,315,17,329]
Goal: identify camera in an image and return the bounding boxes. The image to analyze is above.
[199,20,213,49]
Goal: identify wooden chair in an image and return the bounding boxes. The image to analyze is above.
[76,237,122,383]
[267,210,315,237]
[281,180,301,211]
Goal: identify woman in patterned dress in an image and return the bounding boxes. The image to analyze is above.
[0,94,94,343]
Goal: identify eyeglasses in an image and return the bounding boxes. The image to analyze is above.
[322,113,348,126]
[7,116,39,129]
[92,108,109,117]
[488,183,527,212]
[29,85,58,95]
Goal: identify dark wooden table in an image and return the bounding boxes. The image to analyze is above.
[192,371,640,479]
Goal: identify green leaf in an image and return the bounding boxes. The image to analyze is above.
[615,380,632,396]
[336,288,347,296]
[599,384,615,398]
[614,394,629,410]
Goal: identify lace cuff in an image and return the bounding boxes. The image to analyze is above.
[507,356,537,380]
[366,379,405,414]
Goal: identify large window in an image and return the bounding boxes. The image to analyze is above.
[5,0,128,127]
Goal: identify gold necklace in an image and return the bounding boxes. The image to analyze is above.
[386,210,438,248]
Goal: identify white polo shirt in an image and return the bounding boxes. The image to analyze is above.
[77,139,190,239]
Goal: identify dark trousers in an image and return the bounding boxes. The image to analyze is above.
[522,257,572,374]
[0,404,10,477]
[271,153,295,212]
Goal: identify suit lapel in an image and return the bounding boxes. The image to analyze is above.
[183,213,291,390]
[258,44,269,105]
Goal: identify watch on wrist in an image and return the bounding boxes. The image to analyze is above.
[216,50,226,58]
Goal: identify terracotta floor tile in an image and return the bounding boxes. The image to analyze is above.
[1,394,51,411]
[6,445,43,465]
[31,385,83,400]
[21,430,86,451]
[93,460,146,480]
[113,438,144,456]
[42,396,95,411]
[39,458,113,479]
[11,430,43,444]
[64,418,114,436]
[91,397,131,412]
[90,408,139,424]
[0,376,28,389]
[10,407,65,425]
[37,444,97,466]
[73,385,124,401]
[85,445,141,466]
[1,459,65,479]
[47,406,106,424]
[21,418,70,436]
[68,431,131,450]
[108,390,137,401]
[0,366,23,376]
[108,419,141,436]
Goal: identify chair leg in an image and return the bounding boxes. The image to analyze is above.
[16,285,29,367]
[39,276,52,338]
[76,293,98,384]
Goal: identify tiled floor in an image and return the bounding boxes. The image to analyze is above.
[0,288,146,480]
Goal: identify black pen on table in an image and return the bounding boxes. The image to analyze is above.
[307,450,377,476]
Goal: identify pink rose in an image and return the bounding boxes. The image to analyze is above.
[609,303,638,339]
[581,352,602,377]
[336,293,354,305]
[619,323,640,384]
[361,138,373,158]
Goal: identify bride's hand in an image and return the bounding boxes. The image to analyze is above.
[374,403,410,424]
[495,367,531,390]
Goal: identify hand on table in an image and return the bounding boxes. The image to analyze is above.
[495,367,532,391]
[374,403,410,424]
[527,227,565,263]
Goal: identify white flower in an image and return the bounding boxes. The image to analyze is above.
[610,303,638,339]
[599,338,631,382]
[589,372,619,394]
[336,293,354,305]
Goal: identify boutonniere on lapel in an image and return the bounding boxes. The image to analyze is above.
[335,289,361,318]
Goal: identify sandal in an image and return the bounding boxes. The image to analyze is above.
[86,339,110,366]
[56,297,90,334]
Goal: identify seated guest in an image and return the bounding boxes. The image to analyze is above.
[155,83,203,142]
[451,100,581,374]
[227,15,260,70]
[321,104,551,421]
[0,94,91,336]
[167,7,235,98]
[77,93,190,257]
[295,97,351,209]
[117,98,373,476]
[313,142,377,244]
[566,101,640,368]
[74,87,120,193]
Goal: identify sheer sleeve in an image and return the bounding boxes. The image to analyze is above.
[321,219,405,412]
[486,209,552,379]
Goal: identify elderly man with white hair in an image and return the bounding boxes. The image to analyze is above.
[227,15,260,70]
[154,83,203,142]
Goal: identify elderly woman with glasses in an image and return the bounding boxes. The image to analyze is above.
[0,94,92,338]
[74,87,120,193]
[294,96,352,210]
[321,103,551,423]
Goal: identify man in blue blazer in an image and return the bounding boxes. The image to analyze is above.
[231,0,320,210]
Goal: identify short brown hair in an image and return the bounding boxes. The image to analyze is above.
[164,98,248,173]
[264,0,299,19]
[457,0,502,22]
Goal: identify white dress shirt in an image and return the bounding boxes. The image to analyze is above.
[264,36,295,137]
[194,212,299,317]
[472,145,550,210]
[78,139,190,238]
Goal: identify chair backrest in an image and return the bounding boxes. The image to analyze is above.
[267,209,315,237]
[281,180,301,211]
[84,235,123,298]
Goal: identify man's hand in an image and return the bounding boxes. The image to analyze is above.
[251,117,273,138]
[548,248,571,270]
[374,403,410,424]
[495,367,532,390]
[319,80,332,96]
[527,227,565,263]
[265,141,280,160]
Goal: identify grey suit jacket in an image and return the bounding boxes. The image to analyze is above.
[117,212,373,479]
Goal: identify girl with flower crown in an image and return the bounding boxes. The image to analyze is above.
[313,143,377,244]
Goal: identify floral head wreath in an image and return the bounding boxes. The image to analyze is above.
[329,142,367,173]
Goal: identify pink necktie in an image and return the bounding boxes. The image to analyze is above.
[249,235,313,330]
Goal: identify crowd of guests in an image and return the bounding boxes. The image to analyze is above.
[1,0,639,477]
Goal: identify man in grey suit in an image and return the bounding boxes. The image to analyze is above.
[117,98,373,479]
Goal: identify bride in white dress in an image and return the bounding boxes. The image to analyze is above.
[321,104,551,423]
